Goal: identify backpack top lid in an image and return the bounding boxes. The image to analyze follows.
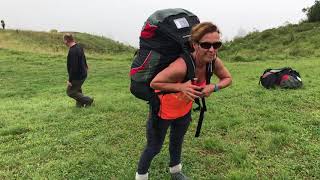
[148,8,196,25]
[140,8,200,55]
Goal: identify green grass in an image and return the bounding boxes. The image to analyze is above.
[0,47,319,179]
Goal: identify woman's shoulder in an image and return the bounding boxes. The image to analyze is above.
[170,57,187,68]
[163,57,187,78]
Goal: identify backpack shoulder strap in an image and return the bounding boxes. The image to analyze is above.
[195,55,217,137]
[206,53,218,84]
[206,59,215,84]
[181,50,216,83]
[180,51,196,82]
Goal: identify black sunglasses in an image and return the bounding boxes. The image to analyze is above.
[199,41,222,50]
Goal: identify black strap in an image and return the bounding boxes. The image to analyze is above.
[180,50,196,81]
[206,61,214,84]
[194,59,215,137]
[148,92,161,129]
[134,49,139,57]
[195,97,207,137]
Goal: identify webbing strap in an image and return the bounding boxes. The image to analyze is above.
[195,97,207,137]
[194,59,214,137]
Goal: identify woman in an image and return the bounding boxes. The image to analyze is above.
[136,22,232,180]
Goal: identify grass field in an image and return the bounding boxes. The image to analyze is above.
[0,47,319,179]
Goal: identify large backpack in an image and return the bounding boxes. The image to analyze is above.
[129,8,214,137]
[259,67,302,89]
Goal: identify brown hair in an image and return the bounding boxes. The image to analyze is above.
[190,22,220,43]
[63,33,74,42]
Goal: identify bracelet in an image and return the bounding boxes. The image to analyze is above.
[213,84,219,92]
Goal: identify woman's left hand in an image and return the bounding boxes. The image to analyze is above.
[201,84,215,97]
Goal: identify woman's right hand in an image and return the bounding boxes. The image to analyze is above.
[178,80,203,101]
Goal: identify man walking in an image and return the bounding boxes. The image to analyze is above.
[1,20,5,30]
[63,33,93,107]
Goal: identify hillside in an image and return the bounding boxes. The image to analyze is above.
[220,22,320,61]
[1,22,320,61]
[0,29,135,55]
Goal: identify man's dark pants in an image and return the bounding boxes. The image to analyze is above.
[66,79,92,107]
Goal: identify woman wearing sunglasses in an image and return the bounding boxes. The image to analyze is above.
[136,22,232,180]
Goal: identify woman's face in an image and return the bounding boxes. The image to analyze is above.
[193,32,221,63]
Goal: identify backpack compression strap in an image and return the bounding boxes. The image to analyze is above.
[195,60,215,137]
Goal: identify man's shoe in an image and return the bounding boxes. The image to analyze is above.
[84,98,94,107]
[76,101,84,108]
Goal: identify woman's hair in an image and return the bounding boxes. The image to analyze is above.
[190,22,220,43]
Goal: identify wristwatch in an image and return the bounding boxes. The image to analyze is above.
[213,84,219,92]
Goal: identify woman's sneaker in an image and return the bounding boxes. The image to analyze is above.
[169,164,189,180]
[171,172,189,180]
[135,172,148,180]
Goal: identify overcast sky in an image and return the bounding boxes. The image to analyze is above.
[1,0,315,47]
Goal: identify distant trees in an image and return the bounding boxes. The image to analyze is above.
[50,29,58,33]
[303,0,320,22]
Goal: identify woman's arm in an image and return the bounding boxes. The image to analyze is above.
[150,57,203,100]
[201,57,232,97]
[213,57,232,89]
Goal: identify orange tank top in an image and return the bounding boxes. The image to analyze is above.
[157,81,206,120]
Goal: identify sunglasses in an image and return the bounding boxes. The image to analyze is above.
[199,41,222,50]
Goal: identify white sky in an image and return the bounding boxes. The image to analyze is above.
[1,0,315,47]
